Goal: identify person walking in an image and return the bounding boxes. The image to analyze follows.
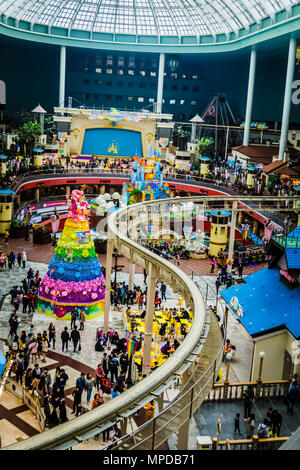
[70,325,80,353]
[120,352,129,375]
[109,354,119,384]
[160,282,167,302]
[243,385,255,418]
[61,327,70,352]
[17,252,22,268]
[234,412,242,436]
[95,363,105,390]
[287,382,299,415]
[71,386,82,416]
[71,307,78,330]
[76,372,86,400]
[244,413,256,440]
[102,353,108,377]
[22,250,27,269]
[48,323,56,349]
[85,372,94,404]
[210,256,216,273]
[271,410,282,437]
[238,261,243,278]
[79,309,85,331]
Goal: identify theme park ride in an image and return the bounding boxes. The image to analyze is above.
[121,147,171,205]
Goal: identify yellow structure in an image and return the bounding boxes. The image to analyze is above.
[34,154,43,168]
[209,211,230,257]
[246,166,258,188]
[200,157,210,178]
[1,162,6,175]
[0,190,14,234]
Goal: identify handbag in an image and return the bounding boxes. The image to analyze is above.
[78,342,81,352]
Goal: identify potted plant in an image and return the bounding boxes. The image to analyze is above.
[94,237,107,254]
[9,218,27,239]
[33,225,52,245]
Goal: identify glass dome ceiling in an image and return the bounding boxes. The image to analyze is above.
[0,0,298,37]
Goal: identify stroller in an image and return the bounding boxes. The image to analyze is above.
[100,376,113,395]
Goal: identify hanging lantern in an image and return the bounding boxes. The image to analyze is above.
[167,55,179,72]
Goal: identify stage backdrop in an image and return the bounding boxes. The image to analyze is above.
[81,128,143,157]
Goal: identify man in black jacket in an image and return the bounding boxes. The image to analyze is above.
[61,327,70,352]
[70,325,80,353]
[115,371,127,394]
[120,352,129,375]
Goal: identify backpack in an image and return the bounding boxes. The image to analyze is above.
[257,424,268,438]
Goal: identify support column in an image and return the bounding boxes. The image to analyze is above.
[142,263,157,376]
[156,53,165,114]
[243,47,257,146]
[279,35,297,160]
[227,201,237,273]
[177,419,190,450]
[35,188,40,203]
[59,45,66,107]
[104,237,114,330]
[128,262,135,291]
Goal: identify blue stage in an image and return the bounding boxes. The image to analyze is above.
[221,267,300,339]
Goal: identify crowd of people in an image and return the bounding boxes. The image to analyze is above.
[145,241,190,262]
[233,377,300,444]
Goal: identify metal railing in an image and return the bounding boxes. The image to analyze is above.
[206,380,290,401]
[212,436,289,450]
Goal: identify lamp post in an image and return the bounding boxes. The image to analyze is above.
[256,351,265,398]
[223,352,232,399]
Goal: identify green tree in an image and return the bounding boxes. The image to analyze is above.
[17,121,42,157]
[196,137,214,156]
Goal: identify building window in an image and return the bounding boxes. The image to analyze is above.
[179,114,185,120]
[118,56,124,66]
[116,96,123,101]
[95,80,102,85]
[182,74,187,79]
[117,82,123,87]
[95,68,102,73]
[193,86,199,92]
[106,81,112,86]
[150,71,157,77]
[105,95,111,101]
[128,82,133,88]
[129,57,135,67]
[139,83,146,88]
[128,70,134,76]
[171,85,178,90]
[170,73,178,79]
[180,99,185,105]
[84,93,90,99]
[84,79,90,85]
[128,96,134,101]
[106,69,113,74]
[106,55,113,65]
[140,71,146,76]
[138,97,144,102]
[150,83,156,89]
[149,98,155,103]
[191,100,197,105]
[182,86,189,91]
[169,99,176,104]
[117,69,124,75]
[192,74,198,79]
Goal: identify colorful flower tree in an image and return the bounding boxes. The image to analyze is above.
[38,190,105,319]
